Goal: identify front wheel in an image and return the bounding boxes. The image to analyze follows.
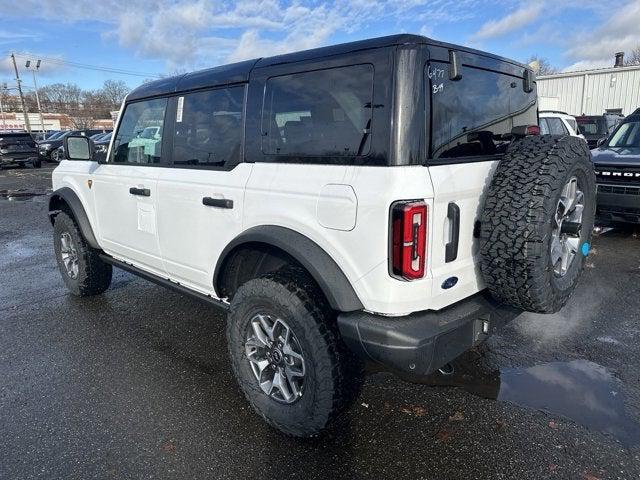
[226,267,362,437]
[50,149,60,162]
[53,212,112,296]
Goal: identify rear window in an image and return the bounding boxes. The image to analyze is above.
[576,117,606,135]
[261,64,374,158]
[427,62,537,159]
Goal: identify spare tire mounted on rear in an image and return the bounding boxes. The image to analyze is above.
[479,135,596,314]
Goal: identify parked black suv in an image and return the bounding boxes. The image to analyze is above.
[592,113,640,224]
[39,129,111,162]
[0,131,40,168]
[576,113,625,148]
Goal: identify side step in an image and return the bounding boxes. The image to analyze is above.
[99,254,229,311]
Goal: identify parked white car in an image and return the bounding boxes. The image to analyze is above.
[539,111,586,141]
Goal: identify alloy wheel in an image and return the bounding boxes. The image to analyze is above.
[60,232,79,279]
[244,313,306,404]
[550,176,584,276]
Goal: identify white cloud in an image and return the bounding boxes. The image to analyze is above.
[472,4,543,40]
[2,0,489,71]
[564,0,640,66]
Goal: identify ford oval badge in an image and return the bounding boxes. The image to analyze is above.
[442,277,458,289]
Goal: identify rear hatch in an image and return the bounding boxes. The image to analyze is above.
[425,50,537,307]
[0,133,38,158]
[576,116,607,148]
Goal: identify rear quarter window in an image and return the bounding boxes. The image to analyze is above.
[427,62,537,160]
[261,64,374,160]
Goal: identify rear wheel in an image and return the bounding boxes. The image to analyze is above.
[53,212,112,296]
[31,158,42,169]
[226,267,362,437]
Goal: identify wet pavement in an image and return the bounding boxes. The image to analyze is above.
[1,164,639,479]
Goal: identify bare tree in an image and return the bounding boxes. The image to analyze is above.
[99,80,129,109]
[625,46,640,66]
[527,55,558,75]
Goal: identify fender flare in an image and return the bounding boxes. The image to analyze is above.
[214,225,364,312]
[48,187,100,250]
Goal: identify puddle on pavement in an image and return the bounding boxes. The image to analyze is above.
[0,189,48,201]
[419,358,640,446]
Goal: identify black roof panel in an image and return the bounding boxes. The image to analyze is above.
[126,34,531,101]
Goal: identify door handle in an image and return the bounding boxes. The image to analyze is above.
[202,197,233,209]
[445,202,460,263]
[129,187,150,197]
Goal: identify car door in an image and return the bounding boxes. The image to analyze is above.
[155,85,253,295]
[91,97,169,275]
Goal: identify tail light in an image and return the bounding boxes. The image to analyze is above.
[511,125,540,137]
[390,200,427,280]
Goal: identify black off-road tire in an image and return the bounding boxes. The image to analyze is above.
[479,135,596,313]
[53,211,112,296]
[226,266,362,437]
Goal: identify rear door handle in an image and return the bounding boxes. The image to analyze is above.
[202,197,234,209]
[445,202,460,263]
[129,187,150,197]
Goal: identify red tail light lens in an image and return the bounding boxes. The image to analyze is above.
[390,201,427,280]
[526,125,541,135]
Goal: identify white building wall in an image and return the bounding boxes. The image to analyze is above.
[537,65,640,116]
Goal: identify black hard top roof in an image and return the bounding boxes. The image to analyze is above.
[127,34,530,101]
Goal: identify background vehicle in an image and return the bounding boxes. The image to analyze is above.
[539,111,585,141]
[0,131,40,168]
[93,132,112,162]
[41,129,111,162]
[49,34,595,437]
[592,113,640,225]
[576,113,625,148]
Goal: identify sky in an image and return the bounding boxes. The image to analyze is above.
[0,0,639,92]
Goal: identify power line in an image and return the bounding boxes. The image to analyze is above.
[12,53,163,79]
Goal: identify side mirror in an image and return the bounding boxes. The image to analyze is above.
[597,137,607,147]
[64,135,95,161]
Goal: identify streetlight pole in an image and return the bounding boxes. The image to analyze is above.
[26,59,46,136]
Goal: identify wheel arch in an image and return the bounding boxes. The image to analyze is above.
[48,187,100,250]
[214,225,364,313]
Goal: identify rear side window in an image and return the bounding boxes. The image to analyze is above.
[172,86,244,168]
[428,62,537,159]
[546,117,567,135]
[111,98,167,164]
[262,64,374,157]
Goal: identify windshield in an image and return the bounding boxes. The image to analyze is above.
[608,121,640,148]
[47,132,64,140]
[577,117,606,135]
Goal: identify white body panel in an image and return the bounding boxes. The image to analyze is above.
[155,164,253,294]
[53,157,489,315]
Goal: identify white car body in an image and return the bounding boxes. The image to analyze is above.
[539,111,586,142]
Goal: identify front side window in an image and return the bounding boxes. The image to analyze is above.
[172,86,244,168]
[111,98,167,164]
[262,64,374,157]
[428,62,537,159]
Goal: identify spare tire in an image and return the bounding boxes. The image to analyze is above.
[479,135,596,313]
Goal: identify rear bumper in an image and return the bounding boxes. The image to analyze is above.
[0,154,38,165]
[596,184,640,224]
[337,291,520,376]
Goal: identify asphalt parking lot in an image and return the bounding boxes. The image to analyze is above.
[1,164,639,480]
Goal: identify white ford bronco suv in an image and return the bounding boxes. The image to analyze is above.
[49,34,596,437]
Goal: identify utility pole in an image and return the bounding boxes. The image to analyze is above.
[10,53,31,133]
[0,83,6,130]
[26,59,45,135]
